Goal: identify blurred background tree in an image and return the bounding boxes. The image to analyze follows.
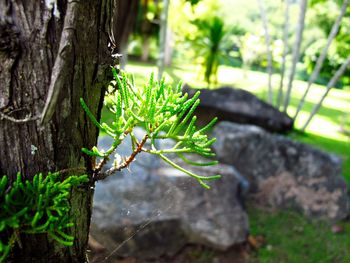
[306,0,350,86]
[122,0,350,129]
[189,16,232,87]
[128,0,161,62]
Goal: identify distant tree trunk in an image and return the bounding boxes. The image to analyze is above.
[283,0,308,112]
[301,55,350,131]
[339,111,350,136]
[277,0,291,109]
[120,45,128,69]
[157,0,170,80]
[258,0,273,104]
[140,0,153,63]
[141,37,151,62]
[164,28,174,66]
[113,0,139,68]
[0,1,113,262]
[293,0,349,121]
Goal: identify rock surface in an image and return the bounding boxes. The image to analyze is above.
[212,122,350,220]
[90,131,249,260]
[184,85,293,133]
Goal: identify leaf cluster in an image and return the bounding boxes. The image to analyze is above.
[0,173,88,262]
[81,68,221,188]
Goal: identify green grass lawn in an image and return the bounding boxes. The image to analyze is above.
[248,207,350,263]
[115,60,350,263]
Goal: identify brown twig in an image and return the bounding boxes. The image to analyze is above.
[93,157,110,175]
[94,134,148,181]
[92,130,131,177]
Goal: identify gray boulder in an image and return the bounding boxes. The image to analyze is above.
[90,132,249,260]
[184,85,293,133]
[212,122,350,221]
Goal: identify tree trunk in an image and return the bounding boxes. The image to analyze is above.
[257,0,273,104]
[157,0,170,80]
[113,0,139,68]
[164,29,173,67]
[339,111,350,136]
[141,37,151,62]
[301,55,350,131]
[283,0,308,112]
[293,0,349,121]
[0,1,113,262]
[276,0,290,109]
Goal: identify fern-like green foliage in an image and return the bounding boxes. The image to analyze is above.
[81,68,221,188]
[0,173,88,262]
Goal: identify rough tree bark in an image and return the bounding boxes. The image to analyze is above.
[0,0,113,262]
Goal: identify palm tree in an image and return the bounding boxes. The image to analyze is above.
[192,16,231,87]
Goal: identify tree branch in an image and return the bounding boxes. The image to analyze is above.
[93,134,148,181]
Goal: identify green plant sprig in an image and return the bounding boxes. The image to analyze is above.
[0,173,88,262]
[81,68,221,188]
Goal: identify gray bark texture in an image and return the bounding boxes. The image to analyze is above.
[0,0,113,262]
